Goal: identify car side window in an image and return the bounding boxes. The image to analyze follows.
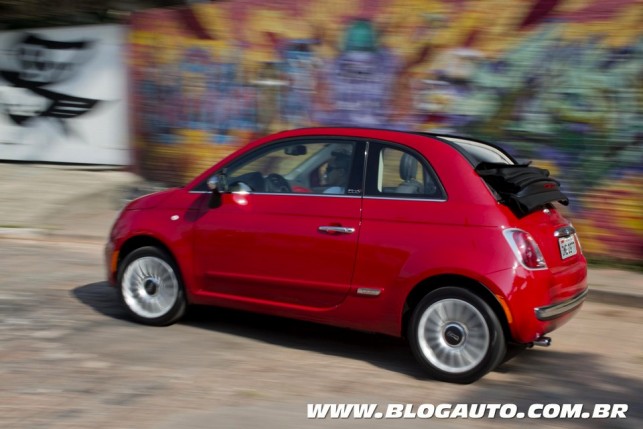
[366,145,445,199]
[225,141,356,195]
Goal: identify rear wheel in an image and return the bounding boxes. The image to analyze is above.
[118,246,186,326]
[408,287,506,383]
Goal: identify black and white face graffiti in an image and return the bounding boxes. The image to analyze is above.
[0,25,127,164]
[0,33,100,128]
[14,34,94,85]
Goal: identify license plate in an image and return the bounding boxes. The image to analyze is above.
[559,236,577,260]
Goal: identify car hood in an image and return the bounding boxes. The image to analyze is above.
[124,188,180,211]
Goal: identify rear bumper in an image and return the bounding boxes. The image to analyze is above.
[485,261,587,344]
[534,289,588,321]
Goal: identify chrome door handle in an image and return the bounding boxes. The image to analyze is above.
[318,226,356,234]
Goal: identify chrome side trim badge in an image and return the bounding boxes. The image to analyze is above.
[357,288,382,296]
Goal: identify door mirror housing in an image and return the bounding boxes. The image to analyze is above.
[207,175,219,191]
[207,174,228,192]
[207,174,228,208]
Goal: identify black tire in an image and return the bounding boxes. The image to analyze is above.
[502,343,528,364]
[118,246,186,326]
[408,287,506,384]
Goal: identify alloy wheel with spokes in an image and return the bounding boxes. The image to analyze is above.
[118,246,186,326]
[408,287,506,383]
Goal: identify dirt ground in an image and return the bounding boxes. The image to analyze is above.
[1,238,641,429]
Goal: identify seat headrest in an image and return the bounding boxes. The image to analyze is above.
[399,153,418,181]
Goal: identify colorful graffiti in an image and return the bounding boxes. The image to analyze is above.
[130,0,642,262]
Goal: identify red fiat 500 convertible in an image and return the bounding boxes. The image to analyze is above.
[106,128,587,383]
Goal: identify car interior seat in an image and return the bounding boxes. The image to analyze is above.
[395,153,423,194]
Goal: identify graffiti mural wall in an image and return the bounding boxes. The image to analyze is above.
[130,0,642,262]
[0,25,130,165]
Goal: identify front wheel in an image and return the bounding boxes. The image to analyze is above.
[118,246,186,326]
[408,287,506,383]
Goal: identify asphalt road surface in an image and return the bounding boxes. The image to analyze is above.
[1,238,641,429]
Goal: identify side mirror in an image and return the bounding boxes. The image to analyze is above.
[207,174,228,192]
[207,174,227,208]
[207,176,219,191]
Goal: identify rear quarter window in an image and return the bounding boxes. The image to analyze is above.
[365,143,446,200]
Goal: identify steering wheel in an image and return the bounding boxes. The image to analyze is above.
[264,173,292,193]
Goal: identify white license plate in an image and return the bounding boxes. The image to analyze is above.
[559,236,577,260]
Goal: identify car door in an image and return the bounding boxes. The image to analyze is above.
[351,142,448,296]
[192,138,365,309]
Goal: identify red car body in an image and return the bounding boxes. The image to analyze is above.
[106,128,587,382]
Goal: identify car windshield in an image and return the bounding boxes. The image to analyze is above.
[232,143,329,178]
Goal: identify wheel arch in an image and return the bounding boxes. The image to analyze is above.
[402,274,512,342]
[118,235,182,280]
[118,235,177,267]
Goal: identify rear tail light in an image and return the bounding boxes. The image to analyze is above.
[503,229,547,270]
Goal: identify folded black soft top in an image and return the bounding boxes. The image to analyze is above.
[475,162,569,217]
